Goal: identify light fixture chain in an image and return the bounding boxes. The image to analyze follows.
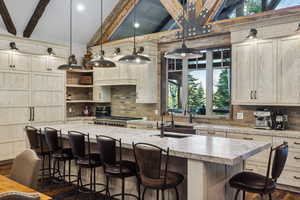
[133,0,136,52]
[70,0,73,57]
[100,0,103,56]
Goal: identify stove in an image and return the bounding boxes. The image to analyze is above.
[94,116,142,127]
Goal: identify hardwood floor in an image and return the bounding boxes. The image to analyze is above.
[1,163,300,200]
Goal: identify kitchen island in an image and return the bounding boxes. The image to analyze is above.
[37,124,271,200]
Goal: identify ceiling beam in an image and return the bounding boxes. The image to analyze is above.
[88,0,139,47]
[23,0,50,38]
[160,0,184,28]
[0,0,16,35]
[199,0,225,25]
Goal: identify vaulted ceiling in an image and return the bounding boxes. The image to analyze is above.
[0,0,118,46]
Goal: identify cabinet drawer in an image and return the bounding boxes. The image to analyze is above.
[244,164,267,176]
[273,137,300,150]
[285,151,300,168]
[277,170,300,188]
[227,133,271,163]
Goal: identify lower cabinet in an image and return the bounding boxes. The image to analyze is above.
[197,129,300,189]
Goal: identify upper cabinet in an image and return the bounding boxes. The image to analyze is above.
[0,51,30,71]
[232,36,300,106]
[92,41,158,104]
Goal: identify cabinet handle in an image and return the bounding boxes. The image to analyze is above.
[32,107,35,121]
[29,107,32,121]
[254,91,257,99]
[47,68,52,71]
[243,137,254,140]
[294,157,300,160]
[294,142,300,145]
[250,91,253,99]
[245,168,254,171]
[294,176,300,180]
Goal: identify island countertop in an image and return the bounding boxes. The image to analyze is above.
[38,123,271,166]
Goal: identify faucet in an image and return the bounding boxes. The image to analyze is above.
[169,109,175,128]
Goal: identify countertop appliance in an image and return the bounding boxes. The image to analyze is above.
[274,111,288,130]
[254,109,275,130]
[94,116,142,127]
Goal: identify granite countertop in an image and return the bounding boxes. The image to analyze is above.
[38,123,270,166]
[194,124,300,138]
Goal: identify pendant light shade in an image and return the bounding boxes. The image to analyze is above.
[164,42,201,59]
[89,0,116,68]
[58,0,82,70]
[164,0,202,59]
[118,48,151,64]
[118,0,151,65]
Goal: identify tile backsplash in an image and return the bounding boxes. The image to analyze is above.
[111,85,157,119]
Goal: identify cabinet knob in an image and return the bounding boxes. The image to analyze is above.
[243,137,254,140]
[294,176,300,180]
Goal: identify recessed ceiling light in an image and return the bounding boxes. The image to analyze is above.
[77,3,85,12]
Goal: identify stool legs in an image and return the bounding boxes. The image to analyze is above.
[174,187,179,200]
[269,193,273,200]
[234,189,241,200]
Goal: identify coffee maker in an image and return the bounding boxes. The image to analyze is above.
[274,110,288,130]
[254,109,275,130]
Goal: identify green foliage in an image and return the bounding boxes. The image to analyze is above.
[213,69,230,110]
[245,0,262,14]
[168,81,180,109]
[188,75,205,111]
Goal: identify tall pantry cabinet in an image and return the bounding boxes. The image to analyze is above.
[0,38,67,161]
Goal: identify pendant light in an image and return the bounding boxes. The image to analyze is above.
[58,0,82,70]
[88,0,116,68]
[247,28,258,39]
[118,0,151,64]
[165,0,202,59]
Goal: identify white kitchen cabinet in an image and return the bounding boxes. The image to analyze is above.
[277,36,300,105]
[0,50,30,72]
[254,40,277,104]
[232,42,254,104]
[31,55,48,72]
[0,50,11,70]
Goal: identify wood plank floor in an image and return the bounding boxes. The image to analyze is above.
[1,164,300,200]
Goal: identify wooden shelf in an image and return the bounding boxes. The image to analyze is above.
[66,84,94,88]
[66,69,93,73]
[66,100,99,103]
[67,116,96,121]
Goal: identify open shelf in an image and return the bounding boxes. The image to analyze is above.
[66,84,94,88]
[66,69,93,73]
[66,100,100,103]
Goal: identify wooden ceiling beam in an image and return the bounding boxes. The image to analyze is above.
[160,0,184,28]
[23,0,50,38]
[88,0,139,47]
[0,0,16,35]
[196,0,225,26]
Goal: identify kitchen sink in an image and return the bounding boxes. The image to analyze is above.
[153,133,191,139]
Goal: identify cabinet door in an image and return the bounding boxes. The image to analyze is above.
[0,50,11,70]
[254,40,277,104]
[0,71,30,125]
[47,57,66,73]
[31,73,65,123]
[232,43,255,104]
[31,55,48,72]
[277,37,300,105]
[11,52,30,71]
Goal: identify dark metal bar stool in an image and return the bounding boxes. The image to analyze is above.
[96,135,140,200]
[25,126,52,184]
[44,127,76,184]
[229,142,288,200]
[133,143,184,200]
[68,131,105,199]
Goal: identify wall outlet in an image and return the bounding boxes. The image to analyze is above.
[237,112,244,120]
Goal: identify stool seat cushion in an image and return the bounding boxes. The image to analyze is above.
[229,172,276,193]
[52,148,74,160]
[77,153,102,168]
[105,160,137,177]
[141,170,184,189]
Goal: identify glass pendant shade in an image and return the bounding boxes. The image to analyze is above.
[119,48,151,64]
[58,54,82,70]
[88,55,116,68]
[165,42,202,59]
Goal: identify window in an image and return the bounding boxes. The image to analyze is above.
[166,48,231,117]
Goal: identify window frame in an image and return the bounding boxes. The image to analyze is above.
[166,47,232,118]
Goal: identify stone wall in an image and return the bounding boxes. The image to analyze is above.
[110,85,158,119]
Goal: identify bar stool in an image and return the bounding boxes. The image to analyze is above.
[68,131,105,199]
[25,126,52,184]
[96,135,140,200]
[44,127,75,184]
[133,143,184,200]
[229,142,288,200]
